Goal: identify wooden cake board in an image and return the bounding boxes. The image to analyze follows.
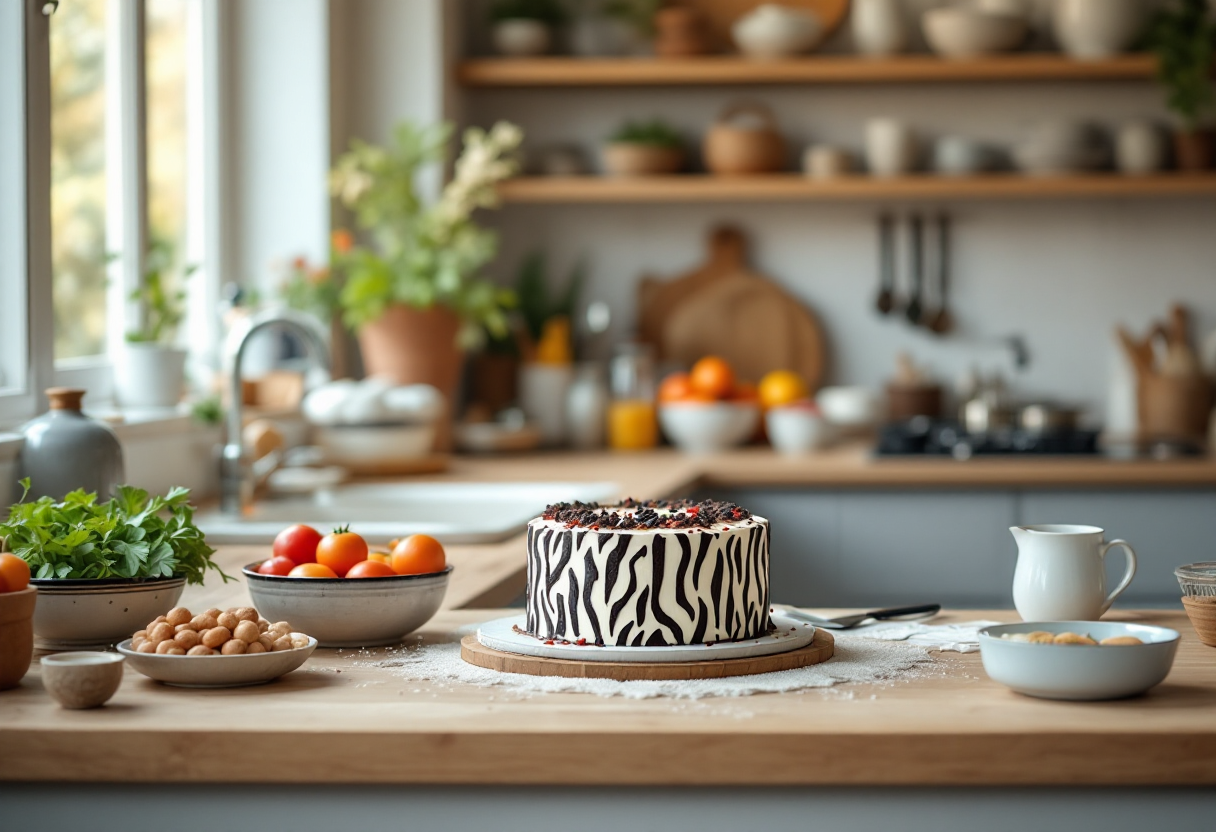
[460,629,834,682]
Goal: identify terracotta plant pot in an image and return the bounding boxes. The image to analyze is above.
[0,587,37,690]
[357,304,463,449]
[601,143,685,176]
[703,101,786,175]
[1173,129,1214,172]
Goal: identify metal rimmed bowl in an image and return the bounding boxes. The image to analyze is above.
[242,563,453,648]
[29,576,186,651]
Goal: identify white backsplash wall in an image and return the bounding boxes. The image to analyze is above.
[467,82,1216,422]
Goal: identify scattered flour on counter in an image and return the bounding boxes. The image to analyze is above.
[351,633,936,701]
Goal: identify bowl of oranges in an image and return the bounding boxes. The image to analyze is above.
[243,525,452,647]
[657,357,761,454]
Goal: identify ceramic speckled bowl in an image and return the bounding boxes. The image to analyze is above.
[30,577,185,651]
[117,637,316,688]
[243,564,452,648]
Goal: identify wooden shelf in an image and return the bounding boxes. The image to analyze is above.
[497,173,1216,204]
[459,54,1158,87]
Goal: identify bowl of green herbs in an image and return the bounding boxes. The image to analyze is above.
[0,480,229,650]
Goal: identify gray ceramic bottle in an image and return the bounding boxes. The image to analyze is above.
[18,388,125,500]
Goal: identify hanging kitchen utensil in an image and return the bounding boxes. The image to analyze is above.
[875,213,896,316]
[927,212,954,335]
[905,214,924,326]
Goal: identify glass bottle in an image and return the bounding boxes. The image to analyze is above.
[608,344,658,451]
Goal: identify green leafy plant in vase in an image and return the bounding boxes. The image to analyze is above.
[1146,0,1216,171]
[328,120,522,427]
[602,118,686,176]
[116,238,197,409]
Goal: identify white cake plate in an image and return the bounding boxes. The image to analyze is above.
[476,609,815,663]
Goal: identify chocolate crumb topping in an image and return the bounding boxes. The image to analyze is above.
[540,498,752,530]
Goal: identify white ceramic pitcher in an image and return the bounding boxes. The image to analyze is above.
[1010,525,1137,621]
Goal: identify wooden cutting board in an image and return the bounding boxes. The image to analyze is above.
[686,0,850,51]
[662,273,827,389]
[460,629,834,681]
[638,226,750,355]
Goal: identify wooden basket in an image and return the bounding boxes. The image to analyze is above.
[1181,596,1216,647]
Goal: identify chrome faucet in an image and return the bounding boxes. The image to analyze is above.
[221,308,330,514]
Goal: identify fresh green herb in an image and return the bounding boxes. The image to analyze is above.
[125,237,198,345]
[608,119,684,149]
[603,0,662,37]
[514,251,586,343]
[1145,0,1216,130]
[0,479,230,585]
[190,394,224,426]
[489,0,566,25]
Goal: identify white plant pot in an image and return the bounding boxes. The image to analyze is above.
[115,343,187,409]
[493,19,552,57]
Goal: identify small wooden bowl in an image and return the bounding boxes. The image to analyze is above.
[0,587,37,690]
[1181,596,1216,647]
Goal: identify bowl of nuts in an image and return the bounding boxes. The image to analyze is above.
[115,605,316,688]
[978,621,1180,701]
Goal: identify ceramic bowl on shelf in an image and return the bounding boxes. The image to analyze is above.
[30,576,185,651]
[243,564,453,648]
[118,636,317,688]
[978,621,1180,701]
[659,402,759,454]
[732,3,824,59]
[816,386,882,431]
[766,405,833,455]
[922,5,1028,58]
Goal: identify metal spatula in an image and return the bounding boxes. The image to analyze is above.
[779,603,941,630]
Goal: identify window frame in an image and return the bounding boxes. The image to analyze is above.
[2,0,219,426]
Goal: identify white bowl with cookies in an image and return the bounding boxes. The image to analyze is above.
[116,605,316,688]
[978,621,1180,701]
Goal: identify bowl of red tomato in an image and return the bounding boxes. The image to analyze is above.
[243,525,452,648]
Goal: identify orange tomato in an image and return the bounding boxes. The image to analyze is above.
[345,560,397,579]
[287,562,338,578]
[391,534,447,576]
[316,526,369,578]
[689,356,736,400]
[0,553,31,593]
[368,551,392,565]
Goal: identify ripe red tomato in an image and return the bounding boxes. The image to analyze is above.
[273,524,322,565]
[287,562,338,578]
[257,556,296,576]
[0,553,31,593]
[345,560,397,579]
[316,526,369,578]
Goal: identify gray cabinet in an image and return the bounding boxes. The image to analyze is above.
[709,486,1210,609]
[1019,491,1216,607]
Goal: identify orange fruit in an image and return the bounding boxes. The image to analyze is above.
[391,534,447,576]
[689,356,735,400]
[316,526,369,578]
[758,370,809,410]
[368,551,392,565]
[287,562,338,578]
[658,373,694,403]
[0,553,31,593]
[345,560,398,579]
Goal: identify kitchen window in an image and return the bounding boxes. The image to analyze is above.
[1,0,217,424]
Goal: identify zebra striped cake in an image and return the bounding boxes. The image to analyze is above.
[524,500,771,647]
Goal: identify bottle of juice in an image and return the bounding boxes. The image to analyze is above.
[608,343,658,451]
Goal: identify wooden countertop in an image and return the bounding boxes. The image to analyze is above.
[3,608,1213,786]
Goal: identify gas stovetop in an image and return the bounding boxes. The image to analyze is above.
[876,418,1101,459]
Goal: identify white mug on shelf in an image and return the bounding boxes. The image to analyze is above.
[852,0,909,56]
[865,118,918,177]
[1010,525,1138,621]
[1115,120,1166,175]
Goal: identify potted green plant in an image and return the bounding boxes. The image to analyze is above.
[328,120,521,423]
[116,239,196,409]
[601,119,685,176]
[490,0,565,57]
[1146,0,1216,171]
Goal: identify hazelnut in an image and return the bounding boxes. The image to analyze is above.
[235,607,258,623]
[1026,631,1055,644]
[187,645,215,656]
[166,607,192,627]
[233,620,261,644]
[216,611,240,631]
[155,639,178,654]
[137,641,157,654]
[202,626,231,649]
[174,629,202,649]
[221,638,247,655]
[1053,632,1097,645]
[148,622,175,645]
[245,641,266,654]
[271,635,294,652]
[1100,635,1144,646]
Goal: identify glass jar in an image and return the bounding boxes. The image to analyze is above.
[607,344,658,451]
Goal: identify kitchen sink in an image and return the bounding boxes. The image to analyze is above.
[197,481,618,545]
